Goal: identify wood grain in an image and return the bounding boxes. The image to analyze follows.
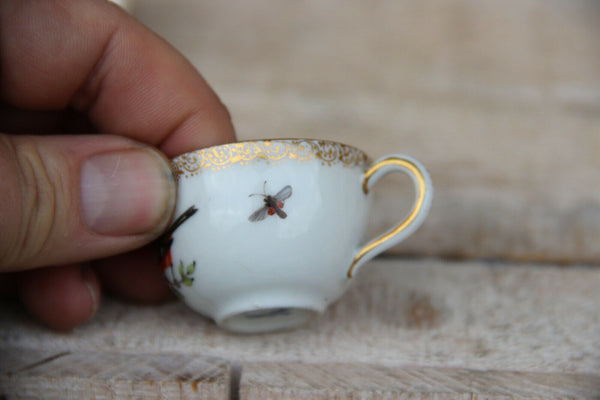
[240,362,600,400]
[1,260,598,374]
[1,259,598,398]
[135,0,600,264]
[0,349,231,399]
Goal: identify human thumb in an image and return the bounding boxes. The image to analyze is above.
[0,134,176,271]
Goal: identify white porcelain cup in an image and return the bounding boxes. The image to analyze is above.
[159,139,433,333]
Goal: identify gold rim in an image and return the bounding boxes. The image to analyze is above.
[171,139,370,178]
[174,138,368,155]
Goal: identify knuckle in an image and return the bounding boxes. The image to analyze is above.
[0,136,70,269]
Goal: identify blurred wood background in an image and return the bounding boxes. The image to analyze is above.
[2,1,599,398]
[135,0,600,264]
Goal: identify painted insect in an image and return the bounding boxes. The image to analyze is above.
[156,205,198,290]
[248,182,292,222]
[157,205,198,271]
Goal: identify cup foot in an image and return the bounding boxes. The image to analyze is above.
[219,307,318,334]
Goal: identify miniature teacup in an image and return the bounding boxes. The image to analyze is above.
[160,139,433,333]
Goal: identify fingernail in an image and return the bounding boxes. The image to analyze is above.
[81,148,176,235]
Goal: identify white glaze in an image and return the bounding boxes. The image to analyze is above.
[164,140,432,333]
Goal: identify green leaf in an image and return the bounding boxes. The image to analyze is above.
[181,276,194,287]
[186,261,196,276]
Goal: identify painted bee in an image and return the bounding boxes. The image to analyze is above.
[249,182,292,221]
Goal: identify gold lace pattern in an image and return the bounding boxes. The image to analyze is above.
[172,140,368,178]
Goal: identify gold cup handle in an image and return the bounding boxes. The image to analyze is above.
[347,155,433,278]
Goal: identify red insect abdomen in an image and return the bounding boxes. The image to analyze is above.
[161,249,172,271]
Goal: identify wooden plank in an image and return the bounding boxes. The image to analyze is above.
[0,349,232,399]
[1,260,598,375]
[135,0,600,264]
[240,362,600,400]
[0,348,65,374]
[1,259,598,397]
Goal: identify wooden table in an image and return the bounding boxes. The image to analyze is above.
[2,1,599,398]
[2,259,599,398]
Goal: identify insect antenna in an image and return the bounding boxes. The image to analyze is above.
[248,180,268,197]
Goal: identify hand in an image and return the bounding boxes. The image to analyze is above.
[0,0,236,330]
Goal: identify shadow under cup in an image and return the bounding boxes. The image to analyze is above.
[164,139,372,333]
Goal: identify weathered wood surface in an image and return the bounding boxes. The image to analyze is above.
[0,349,232,399]
[240,362,600,400]
[135,0,600,264]
[2,259,599,398]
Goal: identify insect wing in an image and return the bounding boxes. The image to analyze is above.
[249,206,269,222]
[169,206,198,234]
[157,205,197,261]
[273,185,292,202]
[273,207,287,219]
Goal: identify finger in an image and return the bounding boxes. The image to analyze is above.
[0,104,98,136]
[93,246,173,304]
[0,273,17,299]
[0,134,176,271]
[0,105,65,135]
[1,0,236,157]
[17,263,101,331]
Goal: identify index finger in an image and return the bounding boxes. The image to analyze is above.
[1,0,235,156]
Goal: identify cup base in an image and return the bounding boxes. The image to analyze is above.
[218,307,318,334]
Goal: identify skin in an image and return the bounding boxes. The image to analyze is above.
[0,0,236,330]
